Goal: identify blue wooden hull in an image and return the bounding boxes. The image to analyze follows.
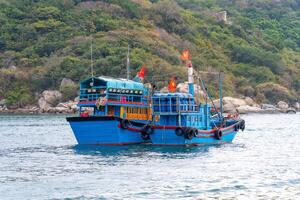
[67,116,145,145]
[150,126,237,146]
[67,116,240,146]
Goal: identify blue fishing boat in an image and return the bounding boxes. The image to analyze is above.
[67,50,245,146]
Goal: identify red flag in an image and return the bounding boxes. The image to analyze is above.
[181,49,190,61]
[168,77,177,93]
[138,67,145,78]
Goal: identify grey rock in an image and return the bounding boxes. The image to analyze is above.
[237,105,262,114]
[261,104,276,110]
[0,99,6,106]
[223,97,247,107]
[60,78,75,88]
[277,101,289,110]
[261,108,280,114]
[8,65,17,70]
[54,107,70,113]
[38,90,62,111]
[244,97,255,106]
[223,102,237,113]
[74,96,79,102]
[56,102,69,108]
[38,97,51,112]
[294,102,300,111]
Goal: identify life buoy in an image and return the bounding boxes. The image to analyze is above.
[175,127,184,136]
[214,129,222,140]
[120,119,129,129]
[184,128,195,140]
[142,125,154,135]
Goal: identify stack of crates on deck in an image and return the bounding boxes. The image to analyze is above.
[152,93,196,113]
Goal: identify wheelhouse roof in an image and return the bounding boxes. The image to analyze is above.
[80,76,145,90]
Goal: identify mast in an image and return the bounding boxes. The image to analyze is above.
[219,72,223,123]
[126,45,130,80]
[90,39,94,77]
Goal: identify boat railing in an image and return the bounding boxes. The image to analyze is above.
[107,93,149,105]
[79,92,150,105]
[152,103,199,113]
[79,93,105,101]
[79,86,107,101]
[152,96,199,114]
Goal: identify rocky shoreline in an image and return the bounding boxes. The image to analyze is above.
[213,97,299,114]
[0,90,299,115]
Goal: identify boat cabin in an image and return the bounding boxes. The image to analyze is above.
[78,77,151,122]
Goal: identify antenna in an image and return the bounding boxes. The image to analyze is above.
[90,38,94,77]
[126,45,130,80]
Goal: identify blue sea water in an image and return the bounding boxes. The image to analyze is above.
[0,114,299,200]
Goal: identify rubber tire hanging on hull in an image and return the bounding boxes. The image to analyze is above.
[214,129,222,140]
[142,125,154,135]
[240,120,245,131]
[184,128,195,140]
[120,119,129,129]
[175,127,184,136]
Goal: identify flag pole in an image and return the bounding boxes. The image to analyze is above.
[126,45,130,80]
[90,38,94,77]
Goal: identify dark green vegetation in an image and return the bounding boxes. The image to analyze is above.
[0,0,299,107]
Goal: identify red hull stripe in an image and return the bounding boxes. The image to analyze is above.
[117,123,238,136]
[152,123,237,134]
[127,127,142,133]
[117,124,142,133]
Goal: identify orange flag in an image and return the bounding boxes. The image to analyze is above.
[137,67,145,78]
[181,49,190,61]
[168,77,177,93]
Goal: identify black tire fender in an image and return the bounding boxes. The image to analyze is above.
[175,127,184,136]
[142,125,154,135]
[214,129,222,140]
[184,128,195,140]
[120,119,129,129]
[240,120,245,131]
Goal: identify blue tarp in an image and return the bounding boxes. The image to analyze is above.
[80,76,145,90]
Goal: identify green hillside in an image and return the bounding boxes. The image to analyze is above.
[0,0,299,107]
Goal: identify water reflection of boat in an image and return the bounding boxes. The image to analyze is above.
[67,50,245,146]
[72,144,214,157]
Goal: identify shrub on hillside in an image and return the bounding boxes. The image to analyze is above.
[5,85,33,108]
[256,82,294,104]
[60,84,78,102]
[230,44,284,74]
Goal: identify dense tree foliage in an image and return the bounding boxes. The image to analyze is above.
[0,0,299,107]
